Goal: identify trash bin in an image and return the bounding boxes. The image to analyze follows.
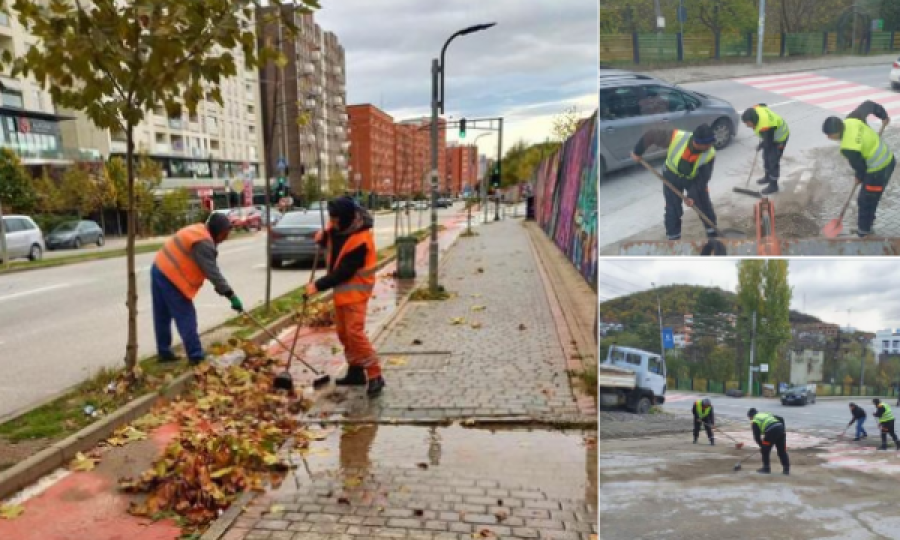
[526,196,535,220]
[396,236,417,279]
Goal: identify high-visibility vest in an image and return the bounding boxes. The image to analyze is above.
[878,403,895,423]
[695,400,711,419]
[665,130,716,179]
[328,229,377,307]
[841,118,892,173]
[753,105,789,143]
[752,412,780,432]
[154,223,212,300]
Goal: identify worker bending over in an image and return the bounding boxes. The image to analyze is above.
[872,398,899,450]
[747,408,790,475]
[742,103,790,195]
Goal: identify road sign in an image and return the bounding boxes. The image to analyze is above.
[760,363,769,373]
[657,16,665,29]
[277,157,287,171]
[662,327,674,349]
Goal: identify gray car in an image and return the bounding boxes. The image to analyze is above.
[270,211,325,268]
[46,220,104,250]
[599,70,741,176]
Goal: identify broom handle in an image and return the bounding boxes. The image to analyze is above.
[637,158,721,235]
[287,245,321,369]
[744,148,760,188]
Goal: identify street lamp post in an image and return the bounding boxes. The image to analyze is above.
[429,22,497,293]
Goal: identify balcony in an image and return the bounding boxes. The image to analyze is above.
[153,143,172,154]
[168,117,183,130]
[332,95,344,106]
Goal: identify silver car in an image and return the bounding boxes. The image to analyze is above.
[46,220,104,250]
[269,211,324,268]
[1,215,45,262]
[599,70,741,176]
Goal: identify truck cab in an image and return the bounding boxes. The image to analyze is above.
[600,345,667,413]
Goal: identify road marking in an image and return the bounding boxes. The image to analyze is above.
[767,100,798,108]
[0,283,72,304]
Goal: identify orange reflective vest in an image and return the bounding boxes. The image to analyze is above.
[328,229,377,307]
[154,223,212,300]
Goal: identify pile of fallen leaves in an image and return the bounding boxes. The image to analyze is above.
[118,341,311,532]
[292,300,334,328]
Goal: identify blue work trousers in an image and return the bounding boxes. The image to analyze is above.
[855,417,868,439]
[151,264,204,360]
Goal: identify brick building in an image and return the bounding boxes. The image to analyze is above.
[397,117,448,193]
[446,143,479,196]
[347,104,395,194]
[394,123,427,196]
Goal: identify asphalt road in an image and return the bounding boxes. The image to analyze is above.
[599,63,900,254]
[0,206,466,419]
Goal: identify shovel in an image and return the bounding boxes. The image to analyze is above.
[240,309,331,390]
[637,158,727,237]
[733,147,762,198]
[821,182,860,238]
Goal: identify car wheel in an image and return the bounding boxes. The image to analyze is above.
[28,244,42,261]
[97,235,104,247]
[270,257,282,268]
[802,396,808,406]
[712,118,734,149]
[74,237,81,249]
[634,396,652,414]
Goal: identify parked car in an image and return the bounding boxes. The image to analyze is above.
[269,211,324,267]
[412,200,429,210]
[781,385,816,406]
[1,215,44,262]
[891,56,900,90]
[391,201,411,210]
[599,69,740,177]
[435,198,453,208]
[46,220,104,250]
[213,207,262,231]
[254,205,283,226]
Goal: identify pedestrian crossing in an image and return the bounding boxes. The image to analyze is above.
[663,392,699,403]
[734,72,900,117]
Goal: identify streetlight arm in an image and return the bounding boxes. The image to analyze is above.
[439,22,496,113]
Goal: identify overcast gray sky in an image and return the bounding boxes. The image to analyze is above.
[316,0,597,158]
[599,259,900,333]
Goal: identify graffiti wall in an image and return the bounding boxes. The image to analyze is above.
[533,112,597,290]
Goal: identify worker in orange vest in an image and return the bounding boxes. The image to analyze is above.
[151,213,242,364]
[306,196,384,396]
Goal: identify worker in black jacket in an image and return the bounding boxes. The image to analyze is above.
[847,402,868,441]
[631,124,718,241]
[748,408,790,475]
[872,398,900,450]
[691,398,715,445]
[822,100,896,237]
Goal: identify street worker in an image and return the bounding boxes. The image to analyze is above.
[692,398,715,445]
[152,213,242,365]
[872,398,900,450]
[631,124,718,241]
[742,104,790,195]
[847,402,868,441]
[747,408,790,475]
[822,100,896,237]
[307,196,385,396]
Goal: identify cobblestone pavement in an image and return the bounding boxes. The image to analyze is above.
[305,219,585,424]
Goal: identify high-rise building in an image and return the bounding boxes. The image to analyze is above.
[346,104,395,194]
[446,143,478,196]
[258,8,348,202]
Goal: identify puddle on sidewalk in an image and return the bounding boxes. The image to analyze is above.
[273,424,597,505]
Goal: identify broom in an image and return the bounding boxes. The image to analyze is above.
[733,147,762,198]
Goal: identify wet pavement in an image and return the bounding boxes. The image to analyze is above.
[231,425,597,540]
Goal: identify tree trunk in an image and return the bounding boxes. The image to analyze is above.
[124,125,139,375]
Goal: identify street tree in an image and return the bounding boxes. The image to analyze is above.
[135,156,163,237]
[32,169,63,215]
[1,0,315,376]
[87,164,118,232]
[0,147,34,213]
[327,169,346,198]
[736,260,793,386]
[302,174,319,206]
[551,105,582,142]
[60,164,94,218]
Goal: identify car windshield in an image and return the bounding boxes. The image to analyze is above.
[788,386,808,393]
[53,222,78,232]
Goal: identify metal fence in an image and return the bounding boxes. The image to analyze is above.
[668,376,900,398]
[600,31,900,65]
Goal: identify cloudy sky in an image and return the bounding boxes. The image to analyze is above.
[316,0,597,158]
[599,259,900,333]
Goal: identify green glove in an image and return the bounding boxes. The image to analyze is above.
[230,295,243,312]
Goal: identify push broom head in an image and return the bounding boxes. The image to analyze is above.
[273,371,295,393]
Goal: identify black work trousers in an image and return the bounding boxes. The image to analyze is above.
[761,425,790,472]
[693,418,713,441]
[880,419,899,447]
[762,137,788,183]
[662,168,717,241]
[858,157,896,236]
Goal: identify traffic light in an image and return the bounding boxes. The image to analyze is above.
[459,118,466,138]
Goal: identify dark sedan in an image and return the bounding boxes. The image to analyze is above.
[46,220,104,250]
[269,211,324,267]
[781,385,816,406]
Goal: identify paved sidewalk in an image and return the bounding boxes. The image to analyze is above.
[303,219,590,424]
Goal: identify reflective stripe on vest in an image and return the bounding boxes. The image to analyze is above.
[153,223,211,299]
[752,412,780,432]
[665,130,716,179]
[330,229,377,307]
[695,400,710,419]
[841,118,892,173]
[879,403,895,423]
[754,105,789,143]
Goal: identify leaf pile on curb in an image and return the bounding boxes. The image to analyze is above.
[291,300,334,328]
[118,342,311,533]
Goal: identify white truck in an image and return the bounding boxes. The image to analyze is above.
[599,345,667,414]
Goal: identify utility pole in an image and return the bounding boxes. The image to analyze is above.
[0,200,7,269]
[652,282,665,363]
[757,0,766,66]
[494,118,503,221]
[748,311,757,396]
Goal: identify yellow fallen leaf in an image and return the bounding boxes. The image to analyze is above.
[0,503,24,519]
[449,317,466,325]
[69,452,98,472]
[471,305,486,312]
[470,322,482,329]
[210,467,234,479]
[387,356,407,367]
[269,504,285,514]
[344,476,363,488]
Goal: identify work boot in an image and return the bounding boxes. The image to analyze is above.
[188,356,205,366]
[367,376,386,397]
[756,176,771,185]
[158,352,181,363]
[709,438,715,446]
[757,468,771,474]
[783,469,790,476]
[693,438,698,444]
[853,437,861,441]
[336,365,367,386]
[760,182,779,195]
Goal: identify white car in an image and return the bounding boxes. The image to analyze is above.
[1,215,44,262]
[892,57,900,90]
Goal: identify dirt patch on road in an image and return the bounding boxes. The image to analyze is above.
[600,410,693,440]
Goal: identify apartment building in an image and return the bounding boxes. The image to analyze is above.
[396,117,449,194]
[346,104,395,194]
[258,8,349,200]
[394,123,426,196]
[446,143,478,196]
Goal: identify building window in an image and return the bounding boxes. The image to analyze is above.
[1,90,22,109]
[155,132,166,143]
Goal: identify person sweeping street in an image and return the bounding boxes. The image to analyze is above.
[742,104,790,195]
[872,398,900,450]
[747,408,790,475]
[847,402,868,441]
[631,124,718,241]
[152,213,242,365]
[307,196,385,396]
[822,100,896,237]
[692,398,715,445]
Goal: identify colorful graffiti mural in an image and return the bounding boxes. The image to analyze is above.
[533,112,597,289]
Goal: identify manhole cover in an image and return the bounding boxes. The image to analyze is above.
[381,352,452,373]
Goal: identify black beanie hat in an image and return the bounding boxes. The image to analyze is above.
[741,108,759,125]
[823,116,844,135]
[328,196,358,229]
[693,124,715,145]
[207,212,232,239]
